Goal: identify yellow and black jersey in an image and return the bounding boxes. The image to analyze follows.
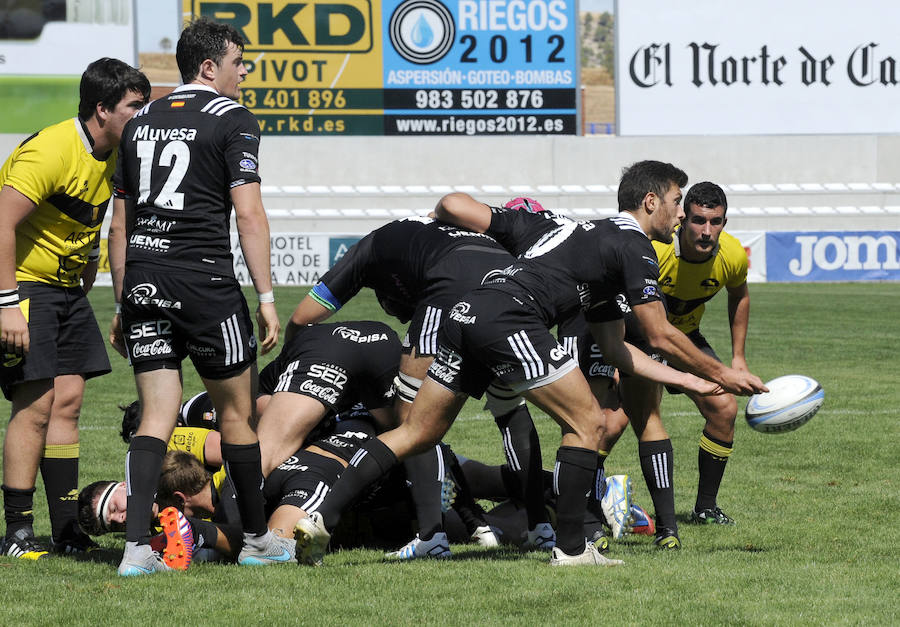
[0,118,114,287]
[651,230,748,334]
[167,426,212,467]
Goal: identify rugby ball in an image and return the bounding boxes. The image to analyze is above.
[745,375,824,433]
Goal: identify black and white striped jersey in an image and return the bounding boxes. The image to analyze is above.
[114,84,262,278]
[311,217,513,323]
[484,208,664,327]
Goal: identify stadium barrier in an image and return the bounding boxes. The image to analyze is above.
[92,229,900,287]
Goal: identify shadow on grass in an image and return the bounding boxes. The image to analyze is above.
[330,545,552,566]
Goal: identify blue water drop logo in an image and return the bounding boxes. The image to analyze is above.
[411,13,434,48]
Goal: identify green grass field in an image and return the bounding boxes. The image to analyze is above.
[0,76,80,134]
[0,283,897,625]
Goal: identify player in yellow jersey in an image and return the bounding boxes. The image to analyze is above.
[0,58,149,560]
[650,181,750,526]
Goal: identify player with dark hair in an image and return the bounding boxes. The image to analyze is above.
[0,57,149,560]
[651,181,750,526]
[296,160,767,567]
[282,217,519,558]
[108,17,283,575]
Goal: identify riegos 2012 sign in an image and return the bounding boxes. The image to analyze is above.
[383,0,577,135]
[186,1,577,135]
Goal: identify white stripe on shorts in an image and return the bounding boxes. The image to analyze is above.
[508,330,545,379]
[349,449,368,467]
[275,361,300,393]
[300,481,330,513]
[221,314,244,366]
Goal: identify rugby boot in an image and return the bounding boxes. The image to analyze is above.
[1,527,49,560]
[385,532,451,560]
[550,542,624,567]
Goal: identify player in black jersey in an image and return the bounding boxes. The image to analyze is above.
[296,162,767,568]
[108,18,285,575]
[285,217,529,557]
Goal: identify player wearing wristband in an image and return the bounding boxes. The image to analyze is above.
[108,18,284,576]
[0,58,149,560]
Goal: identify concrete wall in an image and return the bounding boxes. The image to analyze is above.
[4,132,898,232]
[252,133,900,186]
[3,132,899,185]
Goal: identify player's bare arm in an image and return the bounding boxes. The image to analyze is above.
[0,185,38,356]
[589,319,723,396]
[434,192,493,232]
[231,182,280,354]
[630,299,766,395]
[727,281,750,371]
[285,294,334,341]
[107,196,131,358]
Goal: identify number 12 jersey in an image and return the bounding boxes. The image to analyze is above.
[114,84,262,278]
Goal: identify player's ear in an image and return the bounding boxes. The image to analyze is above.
[95,101,111,123]
[173,491,189,508]
[642,191,657,214]
[199,57,217,81]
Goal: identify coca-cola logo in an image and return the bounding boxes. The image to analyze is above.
[132,339,173,359]
[299,379,339,404]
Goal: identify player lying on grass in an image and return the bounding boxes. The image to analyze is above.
[80,410,504,563]
[83,407,649,565]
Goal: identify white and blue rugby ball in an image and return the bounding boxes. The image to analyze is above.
[745,375,824,433]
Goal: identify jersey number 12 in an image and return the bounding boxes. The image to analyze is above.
[136,140,190,210]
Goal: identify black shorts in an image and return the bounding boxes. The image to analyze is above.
[270,321,399,414]
[403,245,512,357]
[121,268,256,379]
[426,286,576,398]
[556,314,616,381]
[263,449,344,517]
[664,329,719,394]
[1,282,110,400]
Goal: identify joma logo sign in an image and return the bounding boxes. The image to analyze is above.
[789,234,900,276]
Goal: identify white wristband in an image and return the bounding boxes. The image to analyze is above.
[257,291,275,304]
[0,288,19,309]
[115,302,122,314]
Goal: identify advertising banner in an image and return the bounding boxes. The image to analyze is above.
[616,0,900,135]
[185,0,577,135]
[730,231,765,283]
[766,231,900,282]
[381,0,577,135]
[96,233,359,287]
[96,230,899,286]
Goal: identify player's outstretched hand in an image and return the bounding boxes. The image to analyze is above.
[109,312,127,358]
[0,307,29,356]
[720,368,768,396]
[256,301,280,355]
